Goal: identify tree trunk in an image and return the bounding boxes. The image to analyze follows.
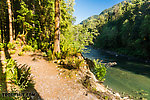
[53,0,60,53]
[7,0,13,43]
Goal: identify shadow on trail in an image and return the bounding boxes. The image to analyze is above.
[23,86,44,100]
[17,64,44,100]
[0,47,43,99]
[30,53,49,61]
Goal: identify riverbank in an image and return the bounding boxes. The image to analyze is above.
[92,46,150,64]
[82,46,150,100]
[53,53,127,99]
[83,58,132,100]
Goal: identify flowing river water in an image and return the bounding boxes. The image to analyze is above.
[82,46,150,99]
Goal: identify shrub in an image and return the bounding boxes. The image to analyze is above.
[55,52,62,59]
[17,44,21,47]
[21,41,24,46]
[10,50,16,55]
[16,64,33,91]
[41,42,49,51]
[15,41,19,44]
[65,57,84,69]
[29,40,38,52]
[18,52,24,56]
[42,52,47,57]
[5,59,33,91]
[47,50,55,60]
[0,43,4,50]
[7,42,15,50]
[5,59,18,83]
[93,59,106,81]
[22,45,33,52]
[33,44,38,51]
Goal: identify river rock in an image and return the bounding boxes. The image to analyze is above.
[105,62,117,67]
[115,93,120,97]
[123,97,129,99]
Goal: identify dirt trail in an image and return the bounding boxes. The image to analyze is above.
[6,51,98,100]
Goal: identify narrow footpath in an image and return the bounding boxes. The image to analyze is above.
[1,50,98,100]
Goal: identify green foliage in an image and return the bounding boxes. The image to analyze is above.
[22,45,33,52]
[65,57,84,69]
[55,52,62,59]
[5,59,18,83]
[15,41,19,44]
[7,42,15,50]
[16,0,35,36]
[60,24,96,59]
[0,43,4,49]
[40,42,50,52]
[1,0,95,61]
[47,50,54,60]
[0,0,96,64]
[21,41,24,46]
[42,52,47,57]
[18,52,24,56]
[16,65,32,91]
[28,39,38,52]
[104,96,109,100]
[81,0,150,59]
[5,59,32,91]
[47,50,62,60]
[9,50,16,55]
[15,0,55,53]
[93,59,106,81]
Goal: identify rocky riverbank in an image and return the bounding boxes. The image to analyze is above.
[81,57,131,100]
[54,53,132,100]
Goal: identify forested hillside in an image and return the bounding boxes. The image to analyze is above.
[79,0,150,59]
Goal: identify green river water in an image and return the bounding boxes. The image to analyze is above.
[83,47,150,99]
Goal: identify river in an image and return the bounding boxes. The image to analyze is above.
[82,46,150,99]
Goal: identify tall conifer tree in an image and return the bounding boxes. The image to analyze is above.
[53,0,60,53]
[7,0,13,42]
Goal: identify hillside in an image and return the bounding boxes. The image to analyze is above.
[79,0,150,59]
[80,0,132,25]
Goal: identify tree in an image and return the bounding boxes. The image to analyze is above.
[7,0,13,42]
[53,0,60,53]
